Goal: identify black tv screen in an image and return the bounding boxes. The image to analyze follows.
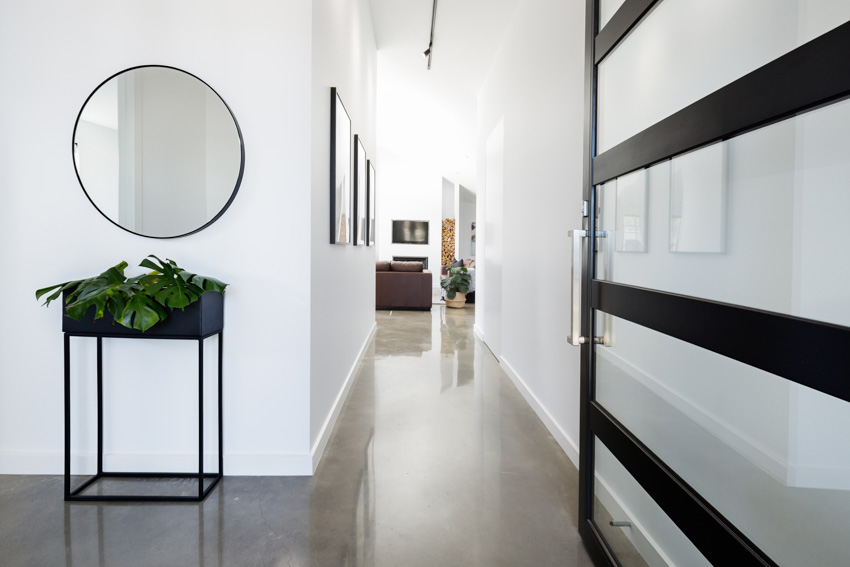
[392,220,429,244]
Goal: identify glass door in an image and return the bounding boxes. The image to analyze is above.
[578,2,850,566]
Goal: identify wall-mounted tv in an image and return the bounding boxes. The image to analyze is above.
[392,220,429,244]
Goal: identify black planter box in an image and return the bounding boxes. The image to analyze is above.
[62,291,224,337]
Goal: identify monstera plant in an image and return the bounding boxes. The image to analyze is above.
[36,255,228,332]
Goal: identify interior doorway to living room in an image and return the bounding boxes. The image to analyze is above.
[439,178,477,305]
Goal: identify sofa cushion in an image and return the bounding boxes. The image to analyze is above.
[376,269,432,310]
[391,261,424,272]
[376,261,391,272]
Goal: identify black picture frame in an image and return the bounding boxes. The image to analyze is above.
[353,135,367,246]
[330,88,352,245]
[367,159,376,246]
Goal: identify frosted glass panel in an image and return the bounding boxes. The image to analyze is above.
[597,0,850,152]
[593,438,710,567]
[669,143,726,253]
[614,170,647,253]
[596,317,850,567]
[596,96,850,328]
[599,0,627,29]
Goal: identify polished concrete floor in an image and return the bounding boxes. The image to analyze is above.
[0,306,593,566]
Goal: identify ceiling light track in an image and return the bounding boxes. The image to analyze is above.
[425,0,438,70]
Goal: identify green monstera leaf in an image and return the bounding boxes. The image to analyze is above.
[138,255,227,310]
[36,256,228,332]
[119,294,170,332]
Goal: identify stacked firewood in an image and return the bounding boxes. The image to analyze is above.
[442,218,455,267]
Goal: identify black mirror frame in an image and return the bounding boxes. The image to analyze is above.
[71,64,246,239]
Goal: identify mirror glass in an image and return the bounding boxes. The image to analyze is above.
[73,66,244,238]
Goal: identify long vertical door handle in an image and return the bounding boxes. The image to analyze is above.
[568,229,612,347]
[598,230,613,347]
[568,229,587,346]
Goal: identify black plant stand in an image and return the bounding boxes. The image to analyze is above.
[63,294,224,503]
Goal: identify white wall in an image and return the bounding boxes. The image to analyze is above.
[310,0,378,469]
[75,121,119,219]
[0,0,315,475]
[375,50,444,277]
[475,0,586,464]
[441,177,455,220]
[480,120,504,357]
[375,150,442,274]
[457,186,475,260]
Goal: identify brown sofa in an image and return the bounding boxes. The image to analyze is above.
[376,261,432,310]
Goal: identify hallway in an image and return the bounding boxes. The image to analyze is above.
[314,306,593,565]
[0,307,593,566]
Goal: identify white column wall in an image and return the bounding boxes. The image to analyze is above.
[475,0,586,465]
[310,0,379,469]
[457,186,476,260]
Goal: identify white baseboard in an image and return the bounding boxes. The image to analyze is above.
[1,322,377,478]
[225,453,312,476]
[0,451,62,474]
[0,451,315,476]
[499,356,580,468]
[310,322,377,473]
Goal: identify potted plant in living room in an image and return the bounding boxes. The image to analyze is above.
[441,266,471,309]
[36,255,228,334]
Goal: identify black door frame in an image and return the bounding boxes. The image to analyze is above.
[578,2,850,565]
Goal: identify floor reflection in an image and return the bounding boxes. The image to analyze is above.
[61,487,227,567]
[310,338,377,565]
[440,306,475,392]
[5,306,592,566]
[373,309,433,358]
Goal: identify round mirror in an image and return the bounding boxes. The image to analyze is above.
[72,66,245,238]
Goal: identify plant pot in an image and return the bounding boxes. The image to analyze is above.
[61,291,224,337]
[445,292,466,309]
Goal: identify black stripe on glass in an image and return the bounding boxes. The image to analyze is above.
[593,280,850,404]
[593,20,850,185]
[590,403,778,567]
[594,0,660,65]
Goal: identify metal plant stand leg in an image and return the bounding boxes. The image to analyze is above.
[64,331,224,502]
[198,336,204,500]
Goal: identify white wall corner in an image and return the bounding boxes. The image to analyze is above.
[499,356,580,468]
[311,322,377,472]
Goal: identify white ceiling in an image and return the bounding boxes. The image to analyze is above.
[369,0,520,190]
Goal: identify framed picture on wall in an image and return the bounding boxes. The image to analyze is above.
[330,88,351,245]
[367,159,376,246]
[615,169,648,252]
[669,142,727,253]
[353,135,367,246]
